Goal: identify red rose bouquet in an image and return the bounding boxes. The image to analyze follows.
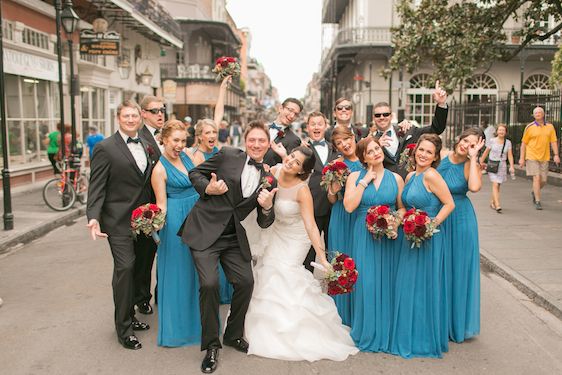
[398,143,416,172]
[320,160,350,193]
[212,56,241,81]
[365,204,399,240]
[313,252,358,295]
[131,203,166,244]
[401,208,439,248]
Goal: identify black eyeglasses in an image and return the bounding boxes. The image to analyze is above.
[145,107,166,115]
[336,105,352,111]
[373,112,391,118]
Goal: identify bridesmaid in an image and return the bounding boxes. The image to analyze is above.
[343,137,405,352]
[327,126,363,325]
[151,120,201,346]
[190,76,234,305]
[390,134,455,358]
[438,128,484,343]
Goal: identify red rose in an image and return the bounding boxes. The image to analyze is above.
[376,217,388,229]
[414,225,426,237]
[406,143,416,150]
[349,272,358,283]
[418,211,428,217]
[132,208,143,219]
[142,210,154,219]
[149,203,159,212]
[328,287,341,295]
[334,161,348,170]
[226,57,236,63]
[336,253,348,262]
[366,213,376,225]
[265,175,274,185]
[403,221,416,234]
[405,208,415,217]
[328,280,338,288]
[338,275,348,286]
[322,166,329,174]
[376,205,390,215]
[414,215,427,226]
[277,130,285,138]
[343,258,355,270]
[333,263,343,271]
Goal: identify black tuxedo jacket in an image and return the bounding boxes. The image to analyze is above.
[139,125,162,160]
[263,124,302,166]
[87,132,157,236]
[181,147,276,261]
[382,106,448,179]
[307,140,339,217]
[325,124,365,144]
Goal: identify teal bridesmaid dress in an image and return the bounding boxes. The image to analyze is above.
[390,171,448,358]
[350,169,402,352]
[157,153,201,346]
[327,158,363,325]
[438,156,480,343]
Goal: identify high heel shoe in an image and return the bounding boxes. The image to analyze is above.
[496,207,502,213]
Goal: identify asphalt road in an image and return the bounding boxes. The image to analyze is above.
[1,217,562,375]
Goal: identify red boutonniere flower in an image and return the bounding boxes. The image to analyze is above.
[146,144,155,157]
[277,130,285,139]
[260,174,275,190]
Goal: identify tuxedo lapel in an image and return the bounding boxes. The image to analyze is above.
[231,152,247,204]
[140,138,154,183]
[113,133,144,177]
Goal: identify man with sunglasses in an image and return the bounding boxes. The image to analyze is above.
[326,98,364,143]
[373,80,449,178]
[263,98,303,166]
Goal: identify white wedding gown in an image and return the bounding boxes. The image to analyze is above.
[243,173,358,362]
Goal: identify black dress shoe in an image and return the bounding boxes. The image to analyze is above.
[120,335,142,350]
[201,348,219,374]
[223,338,249,353]
[132,319,150,331]
[137,301,153,314]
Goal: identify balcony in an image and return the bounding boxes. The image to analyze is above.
[322,0,349,24]
[161,63,216,80]
[504,28,560,47]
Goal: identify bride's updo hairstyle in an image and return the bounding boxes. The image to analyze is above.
[160,120,186,145]
[291,145,316,181]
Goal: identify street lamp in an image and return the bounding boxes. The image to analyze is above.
[61,0,80,154]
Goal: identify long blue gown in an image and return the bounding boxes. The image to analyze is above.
[327,158,363,326]
[350,169,402,352]
[198,146,234,305]
[438,156,480,343]
[390,171,448,358]
[157,153,201,346]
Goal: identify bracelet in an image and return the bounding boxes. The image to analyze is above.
[358,179,368,188]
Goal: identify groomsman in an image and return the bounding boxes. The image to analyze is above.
[326,98,364,143]
[303,111,338,272]
[263,98,303,166]
[374,80,449,178]
[87,100,157,350]
[131,95,165,315]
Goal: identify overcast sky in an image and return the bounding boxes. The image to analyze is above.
[226,0,322,100]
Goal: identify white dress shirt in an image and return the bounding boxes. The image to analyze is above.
[240,156,261,198]
[384,127,399,157]
[312,139,329,165]
[144,124,164,153]
[118,130,147,173]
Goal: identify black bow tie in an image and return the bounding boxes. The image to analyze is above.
[375,130,392,137]
[127,137,141,144]
[153,129,160,135]
[312,140,326,147]
[247,159,263,170]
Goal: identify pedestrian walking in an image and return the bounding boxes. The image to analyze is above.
[86,125,104,161]
[229,121,242,147]
[518,106,560,210]
[479,123,515,212]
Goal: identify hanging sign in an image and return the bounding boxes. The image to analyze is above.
[79,29,120,56]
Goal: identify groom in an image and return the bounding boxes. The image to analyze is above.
[181,121,277,374]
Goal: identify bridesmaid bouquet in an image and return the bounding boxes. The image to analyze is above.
[398,143,416,172]
[365,204,399,240]
[212,56,241,81]
[313,252,358,295]
[402,208,439,248]
[131,203,166,244]
[320,160,350,192]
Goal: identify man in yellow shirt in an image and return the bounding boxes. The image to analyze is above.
[519,106,560,210]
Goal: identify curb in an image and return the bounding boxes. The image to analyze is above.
[480,248,562,320]
[0,206,86,256]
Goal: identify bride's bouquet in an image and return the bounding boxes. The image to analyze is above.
[365,204,399,240]
[312,251,358,296]
[402,208,439,248]
[320,160,350,193]
[212,56,241,81]
[131,203,165,244]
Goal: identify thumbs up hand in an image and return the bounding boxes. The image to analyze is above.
[258,187,278,211]
[205,172,229,195]
[433,80,447,106]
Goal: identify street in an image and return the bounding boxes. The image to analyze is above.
[1,205,562,374]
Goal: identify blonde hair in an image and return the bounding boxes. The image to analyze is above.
[194,119,217,144]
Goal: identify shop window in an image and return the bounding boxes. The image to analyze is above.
[406,74,435,126]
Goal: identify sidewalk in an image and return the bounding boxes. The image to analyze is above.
[0,174,560,320]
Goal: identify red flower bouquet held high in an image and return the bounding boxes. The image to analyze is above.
[131,203,166,244]
[212,56,241,82]
[398,143,416,173]
[365,204,400,240]
[312,251,358,296]
[401,208,439,248]
[320,160,350,193]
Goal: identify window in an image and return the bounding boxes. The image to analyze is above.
[22,27,49,50]
[406,74,435,126]
[2,20,14,41]
[523,74,551,95]
[464,74,499,127]
[81,87,107,139]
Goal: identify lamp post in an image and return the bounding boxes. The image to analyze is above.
[61,0,80,154]
[0,0,14,230]
[55,0,66,162]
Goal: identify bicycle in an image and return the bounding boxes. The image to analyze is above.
[42,155,89,211]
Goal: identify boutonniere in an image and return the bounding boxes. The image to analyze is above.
[356,128,362,137]
[146,144,157,163]
[277,129,285,139]
[259,174,275,190]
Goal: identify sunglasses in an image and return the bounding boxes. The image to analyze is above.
[145,107,166,115]
[373,112,391,118]
[336,105,352,111]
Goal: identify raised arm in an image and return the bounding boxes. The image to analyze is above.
[298,185,331,271]
[213,75,232,126]
[343,166,376,213]
[415,80,448,137]
[465,136,485,192]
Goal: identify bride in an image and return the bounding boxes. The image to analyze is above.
[244,145,358,361]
